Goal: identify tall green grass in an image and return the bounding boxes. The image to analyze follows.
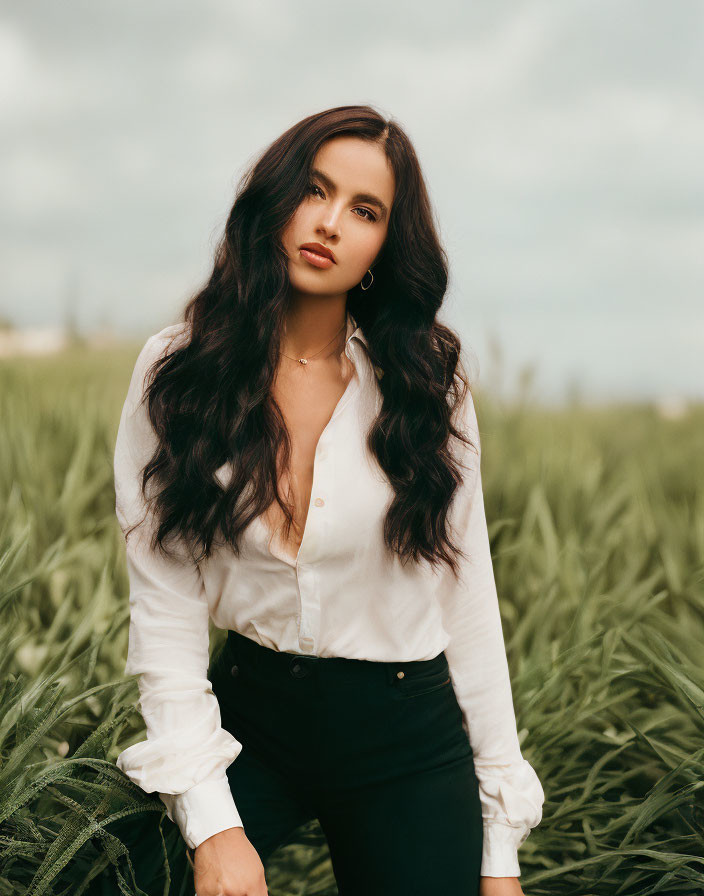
[1,346,702,895]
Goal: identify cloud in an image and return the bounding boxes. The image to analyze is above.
[0,1,701,399]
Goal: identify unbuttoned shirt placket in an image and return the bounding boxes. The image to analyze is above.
[293,336,364,656]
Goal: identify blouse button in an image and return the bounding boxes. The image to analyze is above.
[314,497,325,507]
[396,670,405,679]
[230,664,239,678]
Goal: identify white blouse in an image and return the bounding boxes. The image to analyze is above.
[114,311,544,878]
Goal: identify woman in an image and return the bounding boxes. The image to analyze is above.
[113,105,544,896]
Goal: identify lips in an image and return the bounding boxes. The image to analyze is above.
[300,242,336,263]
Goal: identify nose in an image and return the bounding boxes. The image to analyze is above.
[315,208,341,239]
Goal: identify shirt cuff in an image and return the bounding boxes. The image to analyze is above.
[159,771,243,850]
[480,821,524,878]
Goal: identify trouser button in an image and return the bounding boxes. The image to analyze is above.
[290,659,308,678]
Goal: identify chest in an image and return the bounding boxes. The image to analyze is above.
[261,355,357,559]
[210,349,394,572]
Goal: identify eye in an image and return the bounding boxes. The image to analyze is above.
[308,182,377,223]
[355,207,377,222]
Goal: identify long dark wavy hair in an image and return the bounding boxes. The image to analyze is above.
[126,104,479,581]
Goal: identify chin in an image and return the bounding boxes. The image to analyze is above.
[292,270,338,290]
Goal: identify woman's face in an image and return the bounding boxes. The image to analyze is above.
[281,135,395,299]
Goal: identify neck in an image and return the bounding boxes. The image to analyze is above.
[281,298,348,360]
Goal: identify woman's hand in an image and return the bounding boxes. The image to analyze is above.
[480,876,525,896]
[192,827,268,896]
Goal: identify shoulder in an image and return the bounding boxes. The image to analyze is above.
[117,321,193,473]
[451,385,481,461]
[126,320,192,410]
[143,320,191,363]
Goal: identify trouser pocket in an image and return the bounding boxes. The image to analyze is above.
[395,652,452,699]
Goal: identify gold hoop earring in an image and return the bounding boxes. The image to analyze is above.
[360,269,374,291]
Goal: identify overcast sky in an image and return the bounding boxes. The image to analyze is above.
[2,1,702,404]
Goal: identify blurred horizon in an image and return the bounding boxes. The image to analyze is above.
[2,1,702,405]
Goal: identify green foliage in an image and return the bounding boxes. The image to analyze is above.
[0,348,702,895]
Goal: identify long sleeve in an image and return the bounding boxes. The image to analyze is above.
[439,390,544,878]
[114,332,244,850]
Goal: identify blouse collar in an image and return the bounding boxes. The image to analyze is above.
[345,310,383,382]
[346,310,369,349]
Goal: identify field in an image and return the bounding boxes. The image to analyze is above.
[1,344,703,896]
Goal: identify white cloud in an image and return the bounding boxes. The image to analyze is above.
[0,20,33,113]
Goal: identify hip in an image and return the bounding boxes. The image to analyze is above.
[208,629,475,787]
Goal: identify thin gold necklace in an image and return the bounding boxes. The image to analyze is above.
[279,321,347,365]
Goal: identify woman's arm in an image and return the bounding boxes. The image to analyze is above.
[438,389,544,879]
[113,332,243,850]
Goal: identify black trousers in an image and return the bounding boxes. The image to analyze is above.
[207,629,484,896]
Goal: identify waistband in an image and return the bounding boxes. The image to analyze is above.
[226,628,448,689]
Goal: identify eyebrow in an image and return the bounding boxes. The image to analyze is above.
[310,168,389,221]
